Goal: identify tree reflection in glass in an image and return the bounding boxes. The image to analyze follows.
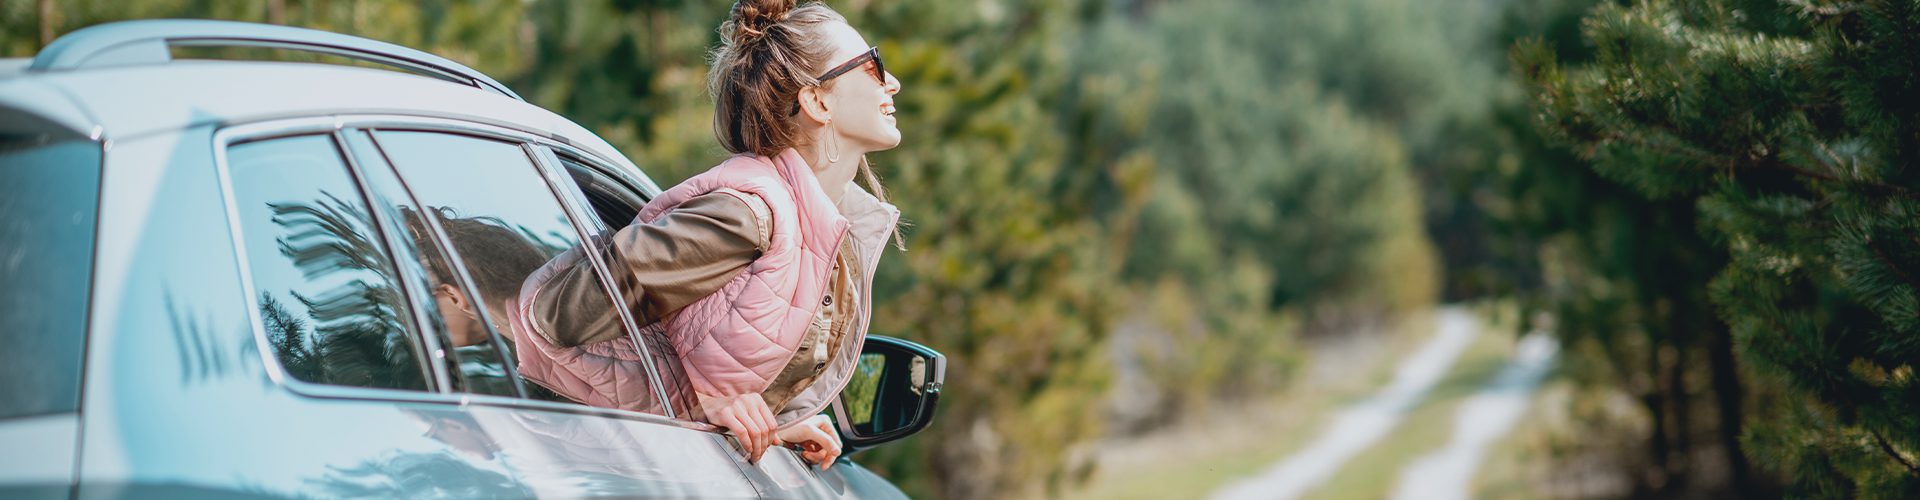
[230,135,430,391]
[841,354,885,426]
[304,451,520,498]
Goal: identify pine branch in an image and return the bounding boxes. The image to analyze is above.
[1866,238,1920,292]
[1595,124,1920,200]
[1752,154,1920,200]
[1579,129,1729,173]
[1785,0,1865,17]
[1872,429,1920,476]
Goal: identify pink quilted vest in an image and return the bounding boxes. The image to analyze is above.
[511,149,897,426]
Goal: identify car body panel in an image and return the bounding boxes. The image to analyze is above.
[75,126,526,498]
[0,414,80,500]
[0,78,99,138]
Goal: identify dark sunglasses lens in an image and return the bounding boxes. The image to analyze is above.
[870,52,886,83]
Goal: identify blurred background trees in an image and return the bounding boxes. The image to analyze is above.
[1516,0,1920,495]
[9,0,1920,497]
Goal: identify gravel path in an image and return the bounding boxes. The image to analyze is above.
[1210,308,1481,500]
[1390,332,1558,500]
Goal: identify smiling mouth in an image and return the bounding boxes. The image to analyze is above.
[881,102,896,116]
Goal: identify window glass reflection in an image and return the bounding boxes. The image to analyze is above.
[841,354,885,427]
[394,206,539,397]
[372,132,665,413]
[228,135,429,391]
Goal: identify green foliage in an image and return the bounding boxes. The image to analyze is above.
[1517,0,1920,495]
[4,1,1454,497]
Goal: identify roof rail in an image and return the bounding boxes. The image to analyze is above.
[30,19,522,101]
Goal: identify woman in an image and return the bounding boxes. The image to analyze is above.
[512,0,903,468]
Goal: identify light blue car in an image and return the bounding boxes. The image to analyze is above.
[0,19,944,499]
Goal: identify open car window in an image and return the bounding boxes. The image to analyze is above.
[546,151,700,419]
[558,155,646,228]
[369,131,698,417]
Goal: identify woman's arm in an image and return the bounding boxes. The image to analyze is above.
[607,191,767,325]
[530,192,765,348]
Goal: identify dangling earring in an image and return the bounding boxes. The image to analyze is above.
[825,120,842,163]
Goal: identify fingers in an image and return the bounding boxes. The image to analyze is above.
[712,396,842,466]
[811,417,841,469]
[744,397,775,463]
[710,397,772,464]
[777,419,841,469]
[713,409,751,456]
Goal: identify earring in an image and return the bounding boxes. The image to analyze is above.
[825,120,842,163]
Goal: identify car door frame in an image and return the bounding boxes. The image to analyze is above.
[355,115,877,495]
[210,115,770,497]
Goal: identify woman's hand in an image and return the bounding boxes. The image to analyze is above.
[702,393,777,463]
[777,414,842,470]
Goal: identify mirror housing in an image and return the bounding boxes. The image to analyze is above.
[832,335,946,451]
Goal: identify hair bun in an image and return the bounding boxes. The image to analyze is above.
[731,0,797,43]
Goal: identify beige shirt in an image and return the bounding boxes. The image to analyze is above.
[760,237,856,414]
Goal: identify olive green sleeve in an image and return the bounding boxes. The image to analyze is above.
[533,193,763,348]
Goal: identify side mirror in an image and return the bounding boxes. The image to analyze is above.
[832,335,946,451]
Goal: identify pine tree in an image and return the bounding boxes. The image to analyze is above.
[1518,0,1920,495]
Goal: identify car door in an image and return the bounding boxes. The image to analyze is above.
[342,120,766,497]
[74,121,538,498]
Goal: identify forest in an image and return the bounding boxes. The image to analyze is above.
[6,0,1918,497]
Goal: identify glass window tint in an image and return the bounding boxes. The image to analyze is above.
[372,132,667,412]
[386,206,527,398]
[228,135,430,391]
[0,138,101,418]
[559,156,643,228]
[338,130,517,397]
[554,154,698,418]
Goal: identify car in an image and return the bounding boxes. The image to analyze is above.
[0,18,944,499]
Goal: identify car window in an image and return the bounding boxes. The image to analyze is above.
[336,130,522,398]
[552,153,697,418]
[0,137,101,419]
[227,135,432,392]
[559,155,644,228]
[370,132,674,414]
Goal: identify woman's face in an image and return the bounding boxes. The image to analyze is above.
[818,21,901,154]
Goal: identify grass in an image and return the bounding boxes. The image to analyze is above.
[1062,303,1549,500]
[1470,377,1570,500]
[1059,314,1438,500]
[1057,398,1336,500]
[1299,320,1516,499]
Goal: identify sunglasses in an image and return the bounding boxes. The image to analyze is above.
[815,46,885,85]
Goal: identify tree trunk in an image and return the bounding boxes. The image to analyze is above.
[1706,321,1752,493]
[1664,343,1692,489]
[268,0,286,25]
[1642,340,1673,493]
[38,0,54,47]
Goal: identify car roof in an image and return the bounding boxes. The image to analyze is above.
[0,59,654,192]
[0,58,28,78]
